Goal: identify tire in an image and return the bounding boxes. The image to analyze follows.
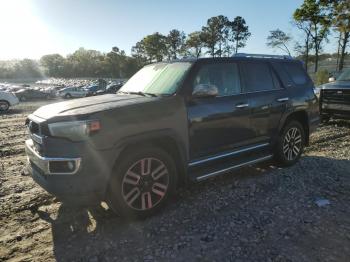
[107,146,178,219]
[20,96,27,102]
[274,120,305,167]
[0,100,10,112]
[64,93,72,99]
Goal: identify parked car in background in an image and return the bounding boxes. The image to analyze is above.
[0,90,19,112]
[58,87,88,99]
[15,89,54,101]
[318,68,350,121]
[95,82,124,95]
[85,85,103,96]
[25,54,319,218]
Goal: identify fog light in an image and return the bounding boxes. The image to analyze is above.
[49,160,77,174]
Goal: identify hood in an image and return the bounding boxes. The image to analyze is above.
[320,80,350,90]
[32,94,157,120]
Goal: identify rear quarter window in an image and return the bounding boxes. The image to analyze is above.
[241,61,275,92]
[283,62,309,85]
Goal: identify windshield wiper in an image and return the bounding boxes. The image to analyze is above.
[119,91,157,97]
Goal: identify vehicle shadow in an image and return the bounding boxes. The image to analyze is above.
[36,203,123,262]
[35,155,350,261]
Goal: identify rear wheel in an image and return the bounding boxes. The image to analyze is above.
[20,96,27,102]
[107,146,177,218]
[0,100,9,112]
[274,120,305,167]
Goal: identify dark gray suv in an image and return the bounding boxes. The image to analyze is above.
[25,54,320,218]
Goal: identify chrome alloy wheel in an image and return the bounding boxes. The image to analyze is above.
[283,127,302,161]
[122,158,169,211]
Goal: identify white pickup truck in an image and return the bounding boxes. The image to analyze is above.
[0,91,20,112]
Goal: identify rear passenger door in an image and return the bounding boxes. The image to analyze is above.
[241,61,288,143]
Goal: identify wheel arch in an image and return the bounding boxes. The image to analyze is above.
[279,110,310,146]
[112,130,189,187]
[0,99,10,111]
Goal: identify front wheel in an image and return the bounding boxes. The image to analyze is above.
[0,100,10,112]
[64,93,72,99]
[107,146,177,218]
[274,121,305,167]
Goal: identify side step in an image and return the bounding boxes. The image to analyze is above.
[195,154,273,182]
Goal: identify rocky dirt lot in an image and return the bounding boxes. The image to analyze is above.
[1,101,350,262]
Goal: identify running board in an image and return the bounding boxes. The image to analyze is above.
[195,155,273,182]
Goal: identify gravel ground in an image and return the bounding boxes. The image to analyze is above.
[0,100,350,262]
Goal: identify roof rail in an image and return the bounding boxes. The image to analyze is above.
[233,53,293,60]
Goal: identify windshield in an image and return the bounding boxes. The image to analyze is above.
[337,69,350,81]
[119,62,192,95]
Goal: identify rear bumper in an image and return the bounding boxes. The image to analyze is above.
[25,139,115,205]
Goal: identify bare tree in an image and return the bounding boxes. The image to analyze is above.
[266,29,292,56]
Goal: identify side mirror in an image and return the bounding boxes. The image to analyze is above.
[328,77,336,82]
[192,84,218,98]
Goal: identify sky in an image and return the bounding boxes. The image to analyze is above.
[0,0,337,60]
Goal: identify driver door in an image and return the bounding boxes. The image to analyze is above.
[187,61,256,160]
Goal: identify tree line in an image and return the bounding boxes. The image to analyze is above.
[0,14,251,80]
[267,0,349,72]
[0,47,139,79]
[0,0,348,80]
[131,15,250,66]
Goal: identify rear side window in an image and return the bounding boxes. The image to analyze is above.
[241,62,275,92]
[193,63,241,96]
[283,62,309,85]
[271,69,282,89]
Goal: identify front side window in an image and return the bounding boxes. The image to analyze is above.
[192,63,241,96]
[241,62,275,92]
[120,62,192,95]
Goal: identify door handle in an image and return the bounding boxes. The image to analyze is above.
[277,97,289,102]
[236,103,249,108]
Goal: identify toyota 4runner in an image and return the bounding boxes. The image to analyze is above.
[25,54,320,218]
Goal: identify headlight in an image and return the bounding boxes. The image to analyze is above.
[313,87,321,98]
[48,120,101,141]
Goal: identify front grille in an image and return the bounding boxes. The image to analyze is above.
[322,89,350,105]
